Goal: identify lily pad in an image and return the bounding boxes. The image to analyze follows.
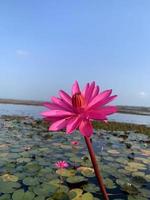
[23,177,39,186]
[52,191,70,200]
[77,167,94,177]
[0,194,11,200]
[33,183,57,197]
[70,156,82,163]
[0,180,21,193]
[104,178,116,189]
[0,174,18,182]
[56,169,75,177]
[82,193,94,200]
[12,189,35,200]
[69,188,83,200]
[117,180,139,195]
[66,176,87,184]
[83,183,99,193]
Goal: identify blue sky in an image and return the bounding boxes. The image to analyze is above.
[0,1,150,106]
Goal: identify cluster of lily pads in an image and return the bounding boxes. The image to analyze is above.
[0,115,150,200]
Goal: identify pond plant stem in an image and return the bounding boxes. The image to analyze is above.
[84,136,109,200]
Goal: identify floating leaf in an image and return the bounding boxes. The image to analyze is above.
[117,181,139,195]
[77,167,95,177]
[33,197,45,200]
[0,194,11,200]
[33,183,57,197]
[52,192,70,200]
[12,189,35,200]
[140,149,150,156]
[128,195,147,200]
[104,178,116,189]
[82,192,94,200]
[1,174,18,182]
[107,149,120,155]
[125,162,146,172]
[17,158,31,163]
[66,176,87,184]
[70,156,82,163]
[145,174,150,181]
[56,169,75,177]
[25,163,41,173]
[83,183,99,193]
[23,177,39,186]
[0,180,21,193]
[69,188,83,200]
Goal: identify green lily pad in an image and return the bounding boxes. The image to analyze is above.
[138,188,150,198]
[33,183,57,197]
[25,163,41,173]
[56,185,69,193]
[83,183,99,193]
[70,156,82,163]
[128,195,147,200]
[0,194,11,200]
[77,167,95,177]
[56,169,75,177]
[17,158,31,163]
[52,192,70,200]
[69,188,83,200]
[0,180,21,193]
[82,192,94,200]
[125,162,146,172]
[33,197,45,200]
[117,180,139,195]
[0,174,18,182]
[66,176,87,184]
[145,174,150,181]
[12,189,35,200]
[23,177,39,186]
[104,178,116,189]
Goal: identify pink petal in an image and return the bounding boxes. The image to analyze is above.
[85,81,95,103]
[88,106,117,120]
[97,95,117,106]
[59,90,72,106]
[97,106,118,115]
[88,111,107,120]
[66,116,81,134]
[43,102,61,110]
[49,118,68,131]
[82,83,89,97]
[41,110,74,118]
[91,86,100,101]
[88,89,112,109]
[51,96,73,111]
[79,119,93,137]
[72,80,80,95]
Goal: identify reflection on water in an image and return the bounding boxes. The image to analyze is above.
[0,104,150,125]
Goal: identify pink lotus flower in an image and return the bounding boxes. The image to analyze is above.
[71,141,79,145]
[42,81,117,137]
[55,161,69,168]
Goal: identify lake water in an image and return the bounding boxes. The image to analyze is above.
[0,104,150,125]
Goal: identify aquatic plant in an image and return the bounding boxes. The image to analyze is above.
[55,161,69,169]
[42,80,117,200]
[71,141,79,145]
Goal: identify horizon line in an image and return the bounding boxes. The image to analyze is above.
[0,98,150,116]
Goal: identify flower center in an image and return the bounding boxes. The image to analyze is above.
[72,93,85,109]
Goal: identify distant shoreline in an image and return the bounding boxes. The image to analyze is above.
[0,98,150,116]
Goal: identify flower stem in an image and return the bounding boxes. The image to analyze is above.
[84,136,109,200]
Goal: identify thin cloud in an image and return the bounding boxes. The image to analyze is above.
[138,91,148,98]
[16,49,30,56]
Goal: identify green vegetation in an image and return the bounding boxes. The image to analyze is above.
[93,121,150,136]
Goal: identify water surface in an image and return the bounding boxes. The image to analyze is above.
[0,104,150,125]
